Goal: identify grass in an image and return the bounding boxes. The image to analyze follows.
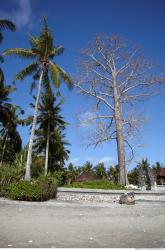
[64,180,125,190]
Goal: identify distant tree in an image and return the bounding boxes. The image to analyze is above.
[67,163,79,182]
[82,161,93,172]
[107,165,119,184]
[152,161,164,173]
[151,161,165,185]
[137,158,155,190]
[76,34,165,185]
[4,17,72,180]
[127,167,139,185]
[94,162,107,179]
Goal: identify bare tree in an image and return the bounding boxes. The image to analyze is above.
[75,35,165,185]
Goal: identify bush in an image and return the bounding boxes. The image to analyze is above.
[48,170,68,186]
[6,175,58,201]
[31,157,44,178]
[0,163,24,197]
[64,180,125,190]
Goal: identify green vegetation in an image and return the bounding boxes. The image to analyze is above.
[32,86,70,174]
[65,180,125,190]
[5,175,57,201]
[4,17,72,181]
[0,16,165,202]
[0,161,24,197]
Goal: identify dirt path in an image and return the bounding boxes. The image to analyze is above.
[0,198,165,248]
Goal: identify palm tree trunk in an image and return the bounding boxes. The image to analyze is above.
[112,75,127,186]
[45,121,50,175]
[0,133,8,167]
[25,70,44,180]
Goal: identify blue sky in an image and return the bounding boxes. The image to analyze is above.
[0,0,165,170]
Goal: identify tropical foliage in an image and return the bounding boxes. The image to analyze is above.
[0,18,22,165]
[27,84,70,173]
[4,17,72,180]
[0,18,15,78]
[0,15,165,201]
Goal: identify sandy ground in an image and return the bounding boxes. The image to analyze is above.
[0,198,165,248]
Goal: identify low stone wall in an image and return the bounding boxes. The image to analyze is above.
[57,187,165,203]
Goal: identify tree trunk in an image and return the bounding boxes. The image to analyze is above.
[112,75,127,185]
[25,70,44,181]
[44,121,50,175]
[0,133,8,167]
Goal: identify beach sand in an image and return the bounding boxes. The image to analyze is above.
[0,198,165,248]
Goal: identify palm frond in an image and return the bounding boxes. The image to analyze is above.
[42,16,48,30]
[49,46,65,59]
[49,62,60,88]
[29,34,39,48]
[15,62,38,81]
[0,20,16,32]
[30,81,36,95]
[54,63,73,89]
[3,48,35,59]
[0,33,3,44]
[0,68,4,83]
[25,115,33,126]
[0,54,4,63]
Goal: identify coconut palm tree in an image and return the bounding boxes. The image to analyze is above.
[34,128,70,172]
[0,72,18,166]
[0,105,23,166]
[28,84,68,174]
[0,18,16,121]
[3,17,72,180]
[0,19,15,77]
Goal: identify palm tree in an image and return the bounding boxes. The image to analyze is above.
[107,165,119,184]
[29,85,68,174]
[49,129,70,171]
[137,158,155,190]
[94,163,107,179]
[0,105,23,166]
[0,18,16,128]
[82,161,93,173]
[0,71,20,166]
[0,19,15,77]
[34,128,70,172]
[3,17,72,180]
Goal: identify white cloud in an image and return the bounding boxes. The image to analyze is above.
[99,157,114,164]
[0,0,31,29]
[66,156,115,167]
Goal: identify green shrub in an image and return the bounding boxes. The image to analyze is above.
[36,175,58,199]
[6,175,58,201]
[64,180,125,190]
[48,170,68,186]
[0,163,24,197]
[31,157,44,178]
